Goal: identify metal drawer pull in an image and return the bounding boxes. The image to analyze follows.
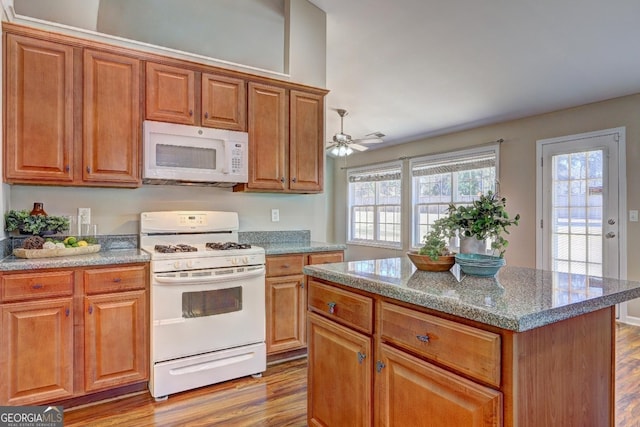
[376,360,385,373]
[32,284,43,289]
[416,334,430,343]
[327,301,336,314]
[113,278,122,283]
[357,352,366,364]
[300,281,304,288]
[88,306,93,314]
[282,264,290,269]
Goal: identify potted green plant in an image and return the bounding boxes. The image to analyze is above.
[445,191,520,257]
[407,216,456,271]
[5,209,70,236]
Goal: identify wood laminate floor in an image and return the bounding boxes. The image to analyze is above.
[65,323,640,427]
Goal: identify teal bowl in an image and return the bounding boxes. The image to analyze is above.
[455,253,505,277]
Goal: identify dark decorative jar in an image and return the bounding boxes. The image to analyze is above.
[30,202,47,216]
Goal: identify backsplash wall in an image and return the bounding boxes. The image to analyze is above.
[8,181,332,241]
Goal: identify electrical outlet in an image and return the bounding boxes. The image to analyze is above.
[630,210,639,222]
[271,208,280,222]
[78,208,91,225]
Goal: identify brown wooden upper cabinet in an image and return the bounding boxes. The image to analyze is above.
[145,62,247,131]
[234,83,325,193]
[4,33,75,183]
[3,33,141,187]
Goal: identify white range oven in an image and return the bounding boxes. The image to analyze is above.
[140,211,266,400]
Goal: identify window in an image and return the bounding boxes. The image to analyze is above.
[348,162,402,247]
[410,146,498,247]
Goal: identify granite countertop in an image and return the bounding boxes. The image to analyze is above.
[0,249,150,271]
[303,257,640,332]
[257,241,347,255]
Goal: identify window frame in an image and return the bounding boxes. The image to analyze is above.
[409,145,500,249]
[347,161,403,249]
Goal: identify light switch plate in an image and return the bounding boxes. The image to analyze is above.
[78,208,91,225]
[271,208,280,222]
[630,210,638,222]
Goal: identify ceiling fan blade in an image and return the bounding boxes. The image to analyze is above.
[353,137,384,144]
[350,143,369,151]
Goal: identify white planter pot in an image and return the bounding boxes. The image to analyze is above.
[459,236,487,254]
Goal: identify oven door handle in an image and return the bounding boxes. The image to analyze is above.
[153,266,265,285]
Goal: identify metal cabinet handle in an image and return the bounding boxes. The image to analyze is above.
[280,177,285,183]
[357,352,366,364]
[88,305,93,315]
[416,334,430,343]
[204,112,209,119]
[189,109,193,116]
[32,284,43,290]
[300,281,304,288]
[65,308,70,317]
[65,165,70,172]
[86,166,91,173]
[292,177,297,183]
[376,360,385,373]
[113,278,122,283]
[327,301,336,314]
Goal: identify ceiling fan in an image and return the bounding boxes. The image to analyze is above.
[326,109,385,156]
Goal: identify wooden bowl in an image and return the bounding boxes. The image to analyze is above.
[407,251,456,272]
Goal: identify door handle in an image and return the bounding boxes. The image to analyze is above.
[606,231,616,239]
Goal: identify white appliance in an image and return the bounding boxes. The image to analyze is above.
[140,211,266,400]
[143,120,249,186]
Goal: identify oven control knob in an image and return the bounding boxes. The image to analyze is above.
[186,260,193,268]
[173,261,181,269]
[242,256,249,264]
[231,258,238,265]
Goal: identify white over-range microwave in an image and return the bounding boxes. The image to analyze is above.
[143,120,249,186]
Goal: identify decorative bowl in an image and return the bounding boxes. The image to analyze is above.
[455,253,505,277]
[407,251,456,272]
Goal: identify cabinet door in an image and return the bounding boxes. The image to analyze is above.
[266,275,305,354]
[0,298,73,405]
[376,343,502,427]
[202,73,246,131]
[289,90,324,192]
[245,82,287,190]
[4,34,74,183]
[84,290,148,392]
[307,312,372,427]
[83,49,141,186]
[145,62,196,125]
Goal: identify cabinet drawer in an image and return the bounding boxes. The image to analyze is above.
[380,302,501,386]
[1,271,74,302]
[266,255,304,277]
[84,265,147,294]
[308,280,373,334]
[307,252,343,265]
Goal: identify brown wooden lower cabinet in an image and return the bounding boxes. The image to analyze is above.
[307,311,372,427]
[376,344,502,427]
[266,251,344,358]
[307,278,615,427]
[0,263,149,406]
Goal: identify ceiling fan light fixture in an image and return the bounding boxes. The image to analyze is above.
[346,147,353,155]
[331,146,340,156]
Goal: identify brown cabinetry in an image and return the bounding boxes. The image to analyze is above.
[3,31,141,187]
[0,264,149,406]
[83,265,147,392]
[4,33,75,183]
[376,343,502,427]
[307,311,372,427]
[83,49,141,186]
[307,279,504,427]
[145,62,246,131]
[235,83,326,193]
[265,254,306,354]
[265,251,344,358]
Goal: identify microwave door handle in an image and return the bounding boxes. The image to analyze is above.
[222,140,232,174]
[154,266,265,285]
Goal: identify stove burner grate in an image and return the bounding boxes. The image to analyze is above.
[206,242,252,250]
[155,244,198,253]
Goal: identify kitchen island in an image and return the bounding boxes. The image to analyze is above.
[303,257,640,427]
